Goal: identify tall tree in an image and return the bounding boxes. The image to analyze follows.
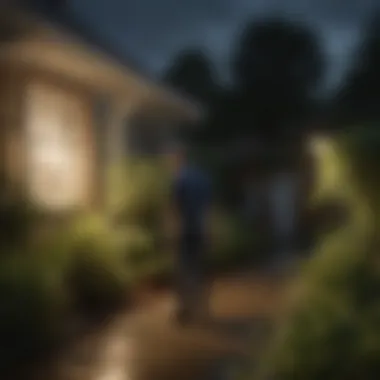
[231,17,324,140]
[164,49,219,106]
[334,13,380,125]
[164,48,223,143]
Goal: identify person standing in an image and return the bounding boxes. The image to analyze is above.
[164,143,212,325]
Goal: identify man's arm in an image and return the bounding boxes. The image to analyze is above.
[164,176,184,247]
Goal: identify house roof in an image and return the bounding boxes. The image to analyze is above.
[0,1,203,124]
[18,0,146,77]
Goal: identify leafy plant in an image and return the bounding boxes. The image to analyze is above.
[250,131,380,380]
[0,251,68,369]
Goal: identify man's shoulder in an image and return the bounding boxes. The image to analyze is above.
[178,165,211,189]
[189,166,210,184]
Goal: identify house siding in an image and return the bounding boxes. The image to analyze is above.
[0,62,101,211]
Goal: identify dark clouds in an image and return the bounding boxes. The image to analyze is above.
[68,0,379,90]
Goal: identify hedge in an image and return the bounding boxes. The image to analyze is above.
[0,157,259,370]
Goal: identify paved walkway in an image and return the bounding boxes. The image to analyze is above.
[30,273,287,380]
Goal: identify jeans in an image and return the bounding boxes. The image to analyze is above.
[176,233,207,320]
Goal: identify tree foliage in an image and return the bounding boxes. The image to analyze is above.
[164,17,324,143]
[251,131,380,380]
[231,17,324,139]
[164,49,219,106]
[334,13,380,125]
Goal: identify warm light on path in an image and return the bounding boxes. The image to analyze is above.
[95,317,135,380]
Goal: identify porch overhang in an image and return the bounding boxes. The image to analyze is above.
[0,7,203,125]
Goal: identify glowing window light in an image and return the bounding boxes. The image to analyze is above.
[25,82,88,210]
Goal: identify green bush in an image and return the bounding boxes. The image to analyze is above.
[123,227,155,266]
[68,240,129,315]
[110,158,259,281]
[108,159,171,228]
[250,131,380,380]
[0,198,39,250]
[107,158,174,284]
[255,229,374,380]
[0,251,68,368]
[62,213,130,314]
[0,209,136,370]
[208,208,258,270]
[110,159,259,276]
[122,225,173,284]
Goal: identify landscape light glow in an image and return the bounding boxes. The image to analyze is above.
[309,135,331,158]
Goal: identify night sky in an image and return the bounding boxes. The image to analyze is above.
[67,0,379,91]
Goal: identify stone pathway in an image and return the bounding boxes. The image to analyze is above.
[30,272,287,380]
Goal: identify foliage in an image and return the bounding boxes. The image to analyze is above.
[67,237,129,314]
[231,17,323,139]
[163,17,324,146]
[0,200,71,366]
[53,212,131,314]
[255,229,380,380]
[0,208,133,368]
[109,158,257,278]
[108,158,171,228]
[0,152,262,371]
[0,160,171,366]
[208,209,258,270]
[233,18,323,92]
[0,198,39,249]
[249,131,380,380]
[107,158,174,282]
[0,248,69,369]
[164,49,219,106]
[163,18,324,208]
[334,13,380,124]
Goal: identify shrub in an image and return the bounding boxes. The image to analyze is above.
[122,225,173,284]
[108,159,171,228]
[208,208,258,270]
[63,213,131,315]
[250,131,380,380]
[255,228,380,380]
[0,252,68,369]
[123,227,156,267]
[68,239,129,315]
[0,198,39,250]
[109,159,259,281]
[107,158,174,284]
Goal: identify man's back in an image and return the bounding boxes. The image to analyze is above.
[174,165,211,236]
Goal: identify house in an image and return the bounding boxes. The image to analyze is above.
[0,4,201,213]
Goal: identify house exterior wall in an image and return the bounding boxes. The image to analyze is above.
[25,79,95,210]
[0,65,25,200]
[0,63,100,211]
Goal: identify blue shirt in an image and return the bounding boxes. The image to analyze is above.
[173,165,212,235]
